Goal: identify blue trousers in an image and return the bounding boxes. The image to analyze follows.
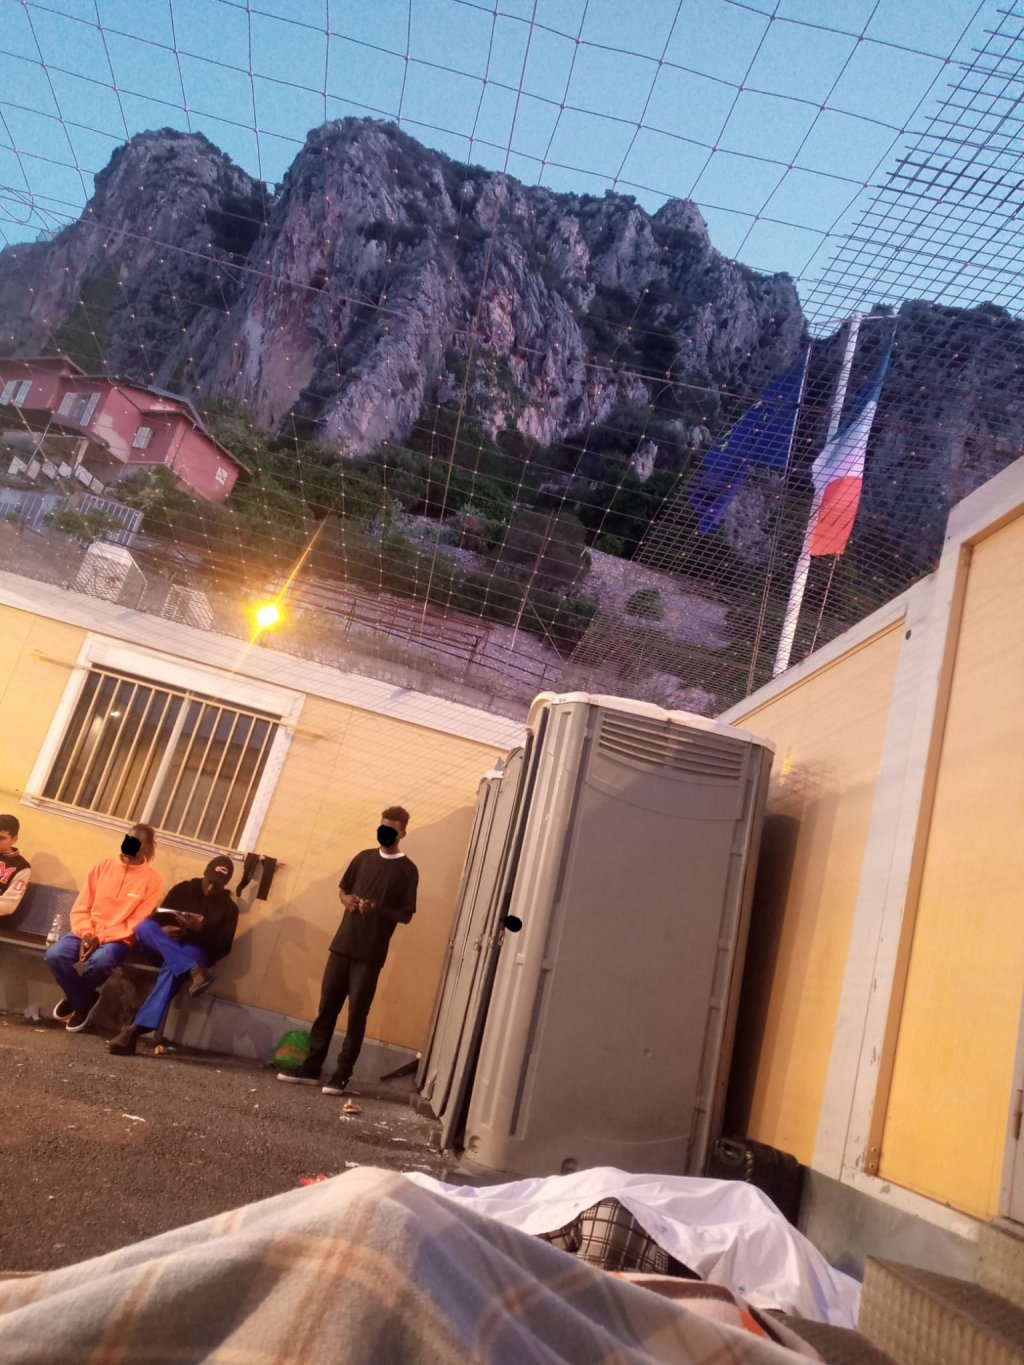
[44,934,127,1014]
[133,918,210,1032]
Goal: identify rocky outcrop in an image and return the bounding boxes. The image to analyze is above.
[0,119,803,461]
[0,129,265,381]
[803,302,1024,576]
[3,118,1022,586]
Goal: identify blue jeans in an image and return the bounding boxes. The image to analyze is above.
[43,933,127,1014]
[133,918,210,1032]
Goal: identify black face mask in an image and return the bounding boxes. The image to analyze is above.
[121,835,142,858]
[377,825,399,848]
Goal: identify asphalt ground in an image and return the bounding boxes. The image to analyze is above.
[0,1009,445,1273]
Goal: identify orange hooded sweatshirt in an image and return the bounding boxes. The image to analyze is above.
[70,857,163,944]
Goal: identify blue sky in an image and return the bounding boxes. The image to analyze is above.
[0,0,995,317]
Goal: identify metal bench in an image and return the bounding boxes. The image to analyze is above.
[0,882,183,1042]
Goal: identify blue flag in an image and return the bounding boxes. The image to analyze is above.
[688,353,807,533]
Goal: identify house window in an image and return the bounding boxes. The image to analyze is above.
[0,379,31,407]
[215,466,229,485]
[58,391,101,425]
[40,668,279,849]
[132,426,153,449]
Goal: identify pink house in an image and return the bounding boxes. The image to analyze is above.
[0,356,248,503]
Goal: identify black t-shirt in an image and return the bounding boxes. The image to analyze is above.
[331,849,419,967]
[148,879,239,963]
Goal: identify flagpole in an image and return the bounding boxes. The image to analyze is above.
[747,343,811,694]
[772,310,863,678]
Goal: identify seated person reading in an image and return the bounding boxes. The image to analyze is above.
[108,856,239,1057]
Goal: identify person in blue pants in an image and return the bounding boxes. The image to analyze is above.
[107,856,238,1057]
[48,825,162,1033]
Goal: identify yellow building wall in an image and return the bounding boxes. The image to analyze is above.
[0,606,503,1052]
[881,517,1024,1218]
[728,623,903,1162]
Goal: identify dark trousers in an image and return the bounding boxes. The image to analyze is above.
[306,951,382,1080]
[44,934,127,1013]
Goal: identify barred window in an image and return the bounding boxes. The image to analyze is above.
[42,668,279,849]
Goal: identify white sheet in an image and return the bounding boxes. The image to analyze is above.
[406,1167,861,1329]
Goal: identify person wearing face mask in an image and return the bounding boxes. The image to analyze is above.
[44,824,162,1034]
[277,806,418,1095]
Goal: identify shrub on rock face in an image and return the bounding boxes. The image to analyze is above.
[493,509,589,592]
[594,533,626,556]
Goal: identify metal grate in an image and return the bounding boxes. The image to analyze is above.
[42,667,278,850]
[597,712,747,780]
[78,495,143,549]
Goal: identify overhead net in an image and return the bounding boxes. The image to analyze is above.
[0,0,1020,719]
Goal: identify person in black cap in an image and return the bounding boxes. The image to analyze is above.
[107,857,239,1057]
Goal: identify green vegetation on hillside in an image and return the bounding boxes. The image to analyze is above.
[119,400,606,652]
[48,263,120,373]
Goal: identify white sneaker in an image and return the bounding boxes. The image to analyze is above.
[276,1071,318,1085]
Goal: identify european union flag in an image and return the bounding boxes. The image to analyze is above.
[688,352,807,533]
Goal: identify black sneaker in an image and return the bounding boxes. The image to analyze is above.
[276,1069,318,1086]
[65,997,100,1033]
[107,1025,142,1056]
[321,1076,349,1096]
[52,997,74,1022]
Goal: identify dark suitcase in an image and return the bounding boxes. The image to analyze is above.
[705,1136,805,1225]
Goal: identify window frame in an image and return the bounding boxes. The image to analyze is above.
[58,391,101,425]
[132,425,153,450]
[1,378,31,407]
[25,636,302,854]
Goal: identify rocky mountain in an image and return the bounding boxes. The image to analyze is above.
[2,118,1023,592]
[0,120,802,464]
[0,130,264,383]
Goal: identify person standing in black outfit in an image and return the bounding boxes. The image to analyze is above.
[278,806,418,1096]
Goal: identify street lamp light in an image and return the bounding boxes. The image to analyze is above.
[255,602,281,631]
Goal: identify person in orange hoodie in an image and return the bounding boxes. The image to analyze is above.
[45,824,162,1033]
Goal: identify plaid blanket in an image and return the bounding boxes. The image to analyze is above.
[0,1167,820,1363]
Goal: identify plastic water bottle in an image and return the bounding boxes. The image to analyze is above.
[45,914,62,945]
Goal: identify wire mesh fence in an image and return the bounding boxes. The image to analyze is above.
[1,1,1022,717]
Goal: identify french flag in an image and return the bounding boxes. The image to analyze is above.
[808,343,892,557]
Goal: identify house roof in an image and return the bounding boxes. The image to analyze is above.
[84,377,210,436]
[4,356,253,479]
[0,354,85,375]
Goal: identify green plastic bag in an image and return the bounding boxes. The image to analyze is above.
[272,1028,310,1070]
